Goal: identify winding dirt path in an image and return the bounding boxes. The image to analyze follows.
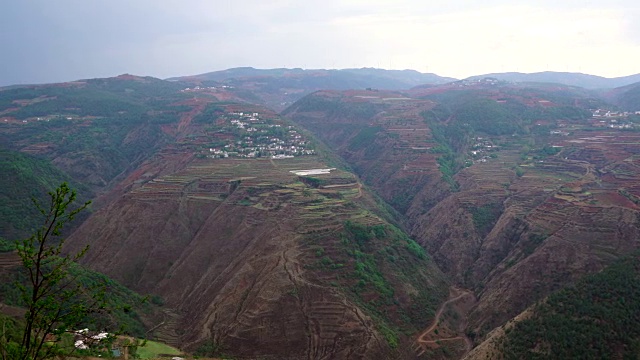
[415,287,474,356]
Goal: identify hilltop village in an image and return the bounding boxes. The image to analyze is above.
[202,111,316,159]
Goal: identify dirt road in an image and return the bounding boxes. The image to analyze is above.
[414,287,474,356]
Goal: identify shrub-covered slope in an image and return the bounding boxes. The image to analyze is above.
[471,253,640,359]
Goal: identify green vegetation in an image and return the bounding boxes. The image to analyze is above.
[0,79,192,227]
[521,233,547,257]
[388,182,416,214]
[348,126,383,151]
[514,166,525,177]
[192,103,225,124]
[69,263,151,337]
[421,100,515,191]
[7,114,168,179]
[619,189,640,206]
[455,98,520,135]
[137,340,182,359]
[299,176,327,188]
[422,110,469,190]
[0,237,14,252]
[336,221,445,347]
[423,89,591,139]
[509,102,591,123]
[470,203,503,235]
[12,183,99,359]
[612,83,640,111]
[0,314,22,354]
[0,264,151,339]
[0,149,90,240]
[499,252,640,359]
[0,314,121,359]
[0,78,186,120]
[420,89,596,193]
[436,153,460,191]
[539,145,562,157]
[284,95,381,121]
[0,183,150,359]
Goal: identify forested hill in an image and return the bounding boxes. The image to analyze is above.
[0,76,193,241]
[495,253,640,359]
[0,149,90,240]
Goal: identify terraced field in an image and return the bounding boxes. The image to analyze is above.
[285,88,640,353]
[0,251,20,269]
[127,157,367,219]
[426,128,640,339]
[284,91,444,216]
[64,101,449,359]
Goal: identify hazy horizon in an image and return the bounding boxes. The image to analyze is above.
[2,0,639,86]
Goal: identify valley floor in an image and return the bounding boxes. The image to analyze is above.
[413,287,476,359]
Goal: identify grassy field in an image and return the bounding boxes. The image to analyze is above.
[137,340,183,359]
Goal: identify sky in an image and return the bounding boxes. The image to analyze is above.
[1,0,639,86]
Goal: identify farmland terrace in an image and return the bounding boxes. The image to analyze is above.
[411,125,640,340]
[62,97,450,359]
[285,88,640,348]
[283,90,446,214]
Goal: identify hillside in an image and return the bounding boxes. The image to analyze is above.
[0,75,194,195]
[465,252,640,359]
[466,71,640,89]
[284,83,640,348]
[1,76,454,358]
[282,89,447,214]
[605,81,640,111]
[0,250,159,338]
[57,98,450,358]
[0,149,91,240]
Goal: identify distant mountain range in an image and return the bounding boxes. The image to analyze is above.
[4,68,640,113]
[467,71,640,89]
[168,66,457,88]
[167,67,457,110]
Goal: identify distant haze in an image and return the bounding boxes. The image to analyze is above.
[1,0,639,86]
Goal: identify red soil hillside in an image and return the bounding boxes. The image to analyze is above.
[284,87,640,349]
[64,101,449,359]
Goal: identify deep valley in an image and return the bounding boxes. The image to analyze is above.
[2,69,640,359]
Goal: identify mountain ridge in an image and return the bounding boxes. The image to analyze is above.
[167,66,457,86]
[467,71,640,89]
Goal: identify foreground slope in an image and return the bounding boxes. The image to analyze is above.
[0,249,156,338]
[64,100,449,359]
[1,75,450,358]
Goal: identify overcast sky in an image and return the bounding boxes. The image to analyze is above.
[1,0,639,86]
